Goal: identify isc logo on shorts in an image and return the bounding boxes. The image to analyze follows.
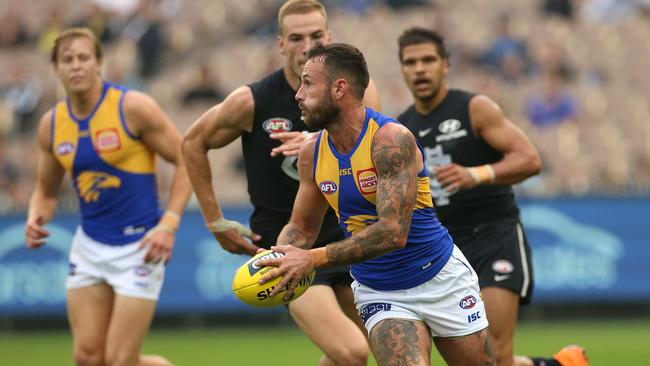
[360,302,391,324]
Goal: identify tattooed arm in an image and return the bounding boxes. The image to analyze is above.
[258,124,422,298]
[324,123,421,264]
[275,134,331,249]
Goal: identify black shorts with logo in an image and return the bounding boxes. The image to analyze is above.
[312,265,353,287]
[448,218,534,305]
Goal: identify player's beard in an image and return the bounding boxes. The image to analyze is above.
[303,93,340,130]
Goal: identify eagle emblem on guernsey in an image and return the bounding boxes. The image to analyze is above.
[76,171,121,203]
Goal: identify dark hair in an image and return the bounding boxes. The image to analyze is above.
[51,27,103,65]
[398,27,450,63]
[306,43,369,100]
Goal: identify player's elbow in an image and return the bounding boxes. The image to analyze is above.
[527,152,542,177]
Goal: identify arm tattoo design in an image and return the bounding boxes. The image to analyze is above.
[277,224,313,249]
[371,319,423,366]
[327,128,417,265]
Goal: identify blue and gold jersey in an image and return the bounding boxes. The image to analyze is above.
[313,108,453,290]
[51,81,160,245]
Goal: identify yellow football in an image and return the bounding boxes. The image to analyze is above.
[232,250,315,307]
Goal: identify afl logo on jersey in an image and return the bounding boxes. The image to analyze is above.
[319,180,338,195]
[263,118,293,133]
[356,168,378,195]
[438,119,461,134]
[95,128,121,153]
[56,142,75,156]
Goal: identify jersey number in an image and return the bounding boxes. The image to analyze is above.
[281,156,299,180]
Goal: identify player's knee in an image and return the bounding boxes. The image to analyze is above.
[488,331,514,364]
[105,349,138,366]
[330,342,369,366]
[73,345,104,366]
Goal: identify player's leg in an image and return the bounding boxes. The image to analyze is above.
[288,284,369,366]
[67,284,114,366]
[433,328,495,366]
[332,282,367,336]
[482,286,520,366]
[104,295,171,366]
[67,228,114,366]
[103,240,170,366]
[370,318,431,366]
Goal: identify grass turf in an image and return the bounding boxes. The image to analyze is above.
[2,319,649,365]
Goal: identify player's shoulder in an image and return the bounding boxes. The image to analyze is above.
[121,89,159,115]
[248,68,284,93]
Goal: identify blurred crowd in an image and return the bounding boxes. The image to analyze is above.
[1,0,649,213]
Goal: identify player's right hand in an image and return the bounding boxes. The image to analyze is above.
[270,131,309,157]
[25,216,49,249]
[206,218,262,256]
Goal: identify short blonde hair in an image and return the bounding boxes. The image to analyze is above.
[277,0,328,36]
[51,27,103,65]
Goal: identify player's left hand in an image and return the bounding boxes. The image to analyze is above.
[257,244,314,301]
[140,226,175,264]
[270,131,308,157]
[434,163,477,192]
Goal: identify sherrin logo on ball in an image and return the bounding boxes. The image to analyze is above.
[232,250,315,307]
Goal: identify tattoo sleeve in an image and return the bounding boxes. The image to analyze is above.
[326,127,417,265]
[276,223,315,249]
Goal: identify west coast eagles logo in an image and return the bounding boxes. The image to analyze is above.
[262,118,293,133]
[76,171,121,203]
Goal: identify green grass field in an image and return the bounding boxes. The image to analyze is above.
[2,319,649,365]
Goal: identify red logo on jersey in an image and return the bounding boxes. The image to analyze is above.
[262,118,293,133]
[95,128,121,152]
[356,168,377,195]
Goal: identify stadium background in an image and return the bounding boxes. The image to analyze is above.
[1,0,649,364]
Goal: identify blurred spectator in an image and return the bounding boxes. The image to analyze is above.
[37,7,66,54]
[71,3,115,43]
[384,0,430,10]
[2,66,43,135]
[581,0,650,23]
[0,137,21,212]
[122,0,167,79]
[525,69,578,128]
[541,0,574,19]
[0,4,30,48]
[182,61,225,106]
[478,13,530,82]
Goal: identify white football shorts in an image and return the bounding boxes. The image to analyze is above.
[352,245,489,338]
[66,227,165,301]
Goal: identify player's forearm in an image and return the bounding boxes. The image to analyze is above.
[181,138,224,222]
[320,219,406,267]
[491,151,541,185]
[27,191,58,224]
[163,157,192,217]
[277,223,317,249]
